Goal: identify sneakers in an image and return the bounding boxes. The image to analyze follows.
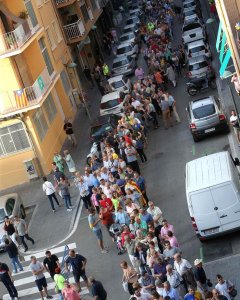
[46,295,53,299]
[101,249,108,254]
[52,209,56,213]
[67,208,72,212]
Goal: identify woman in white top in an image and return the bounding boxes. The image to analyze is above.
[63,150,76,175]
[42,177,60,212]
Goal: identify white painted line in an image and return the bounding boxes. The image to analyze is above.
[13,272,84,287]
[3,281,89,300]
[24,242,76,261]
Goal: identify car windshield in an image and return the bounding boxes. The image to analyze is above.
[111,81,125,88]
[183,23,201,31]
[120,35,134,42]
[0,208,6,223]
[126,19,134,25]
[193,103,216,119]
[189,61,208,71]
[101,99,120,109]
[185,10,197,16]
[117,46,132,54]
[184,2,196,8]
[91,124,112,135]
[112,59,129,68]
[190,45,205,53]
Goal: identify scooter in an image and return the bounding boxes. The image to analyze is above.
[186,73,217,96]
[86,142,101,166]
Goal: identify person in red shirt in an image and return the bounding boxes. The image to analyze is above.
[99,194,113,211]
[121,225,135,246]
[99,207,114,238]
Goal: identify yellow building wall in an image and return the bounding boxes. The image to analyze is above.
[0,59,20,91]
[4,0,25,17]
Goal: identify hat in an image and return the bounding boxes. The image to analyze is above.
[194,258,202,266]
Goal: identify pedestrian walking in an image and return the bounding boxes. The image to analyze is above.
[65,249,88,292]
[63,119,77,147]
[4,239,23,273]
[160,96,172,129]
[62,280,80,300]
[53,152,65,173]
[43,250,60,280]
[76,176,92,210]
[193,258,208,297]
[63,150,76,175]
[120,260,138,295]
[89,276,108,300]
[3,216,19,247]
[29,256,53,300]
[88,208,108,253]
[215,274,236,300]
[99,206,114,239]
[0,261,19,300]
[166,92,181,123]
[165,64,176,87]
[83,65,94,87]
[53,267,65,300]
[58,176,73,211]
[42,176,61,212]
[14,215,34,252]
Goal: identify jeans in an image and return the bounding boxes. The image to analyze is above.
[47,193,60,210]
[81,194,92,210]
[20,233,34,251]
[136,148,147,162]
[11,256,23,273]
[63,194,72,209]
[2,276,18,298]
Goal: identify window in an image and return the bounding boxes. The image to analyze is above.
[43,93,57,123]
[0,123,31,157]
[46,27,56,50]
[60,70,72,95]
[81,4,90,23]
[24,0,38,28]
[38,37,54,75]
[52,20,62,43]
[33,108,48,141]
[6,198,15,216]
[89,0,97,10]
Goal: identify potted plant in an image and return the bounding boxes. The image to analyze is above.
[19,10,28,19]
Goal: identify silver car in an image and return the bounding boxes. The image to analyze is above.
[186,96,229,142]
[185,39,212,59]
[126,16,140,26]
[115,42,139,58]
[182,21,206,44]
[186,55,213,79]
[122,24,139,35]
[112,56,136,76]
[0,193,26,251]
[119,32,138,44]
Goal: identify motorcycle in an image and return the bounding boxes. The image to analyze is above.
[86,142,101,166]
[186,73,217,96]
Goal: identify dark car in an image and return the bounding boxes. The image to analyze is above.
[90,114,121,142]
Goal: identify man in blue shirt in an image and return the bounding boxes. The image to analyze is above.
[140,208,153,224]
[133,172,149,204]
[162,281,180,300]
[89,276,107,300]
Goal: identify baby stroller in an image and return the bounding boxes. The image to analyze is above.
[109,223,126,255]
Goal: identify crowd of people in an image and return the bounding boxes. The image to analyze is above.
[0,0,237,300]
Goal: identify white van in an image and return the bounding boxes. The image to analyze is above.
[186,151,240,240]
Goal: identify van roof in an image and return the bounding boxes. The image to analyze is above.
[186,151,232,193]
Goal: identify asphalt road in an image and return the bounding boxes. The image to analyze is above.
[1,0,240,299]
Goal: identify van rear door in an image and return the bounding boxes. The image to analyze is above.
[190,189,221,235]
[210,183,240,226]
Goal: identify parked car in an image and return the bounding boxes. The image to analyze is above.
[183,0,198,10]
[100,91,127,116]
[111,56,136,76]
[122,24,139,35]
[108,75,132,94]
[183,15,203,27]
[186,95,229,142]
[115,42,139,59]
[90,114,122,142]
[186,151,240,240]
[186,55,213,79]
[125,16,140,26]
[182,22,206,44]
[185,39,212,59]
[183,8,202,19]
[0,193,26,252]
[119,32,138,44]
[129,8,143,17]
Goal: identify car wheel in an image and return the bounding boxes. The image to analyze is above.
[20,205,26,219]
[187,87,197,96]
[193,135,200,142]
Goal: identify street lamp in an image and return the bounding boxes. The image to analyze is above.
[67,62,92,122]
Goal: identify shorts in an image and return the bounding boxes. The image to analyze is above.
[35,277,47,291]
[94,228,103,240]
[73,270,88,283]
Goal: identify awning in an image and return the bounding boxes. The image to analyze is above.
[216,22,232,77]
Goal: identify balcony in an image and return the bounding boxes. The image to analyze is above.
[0,67,59,117]
[63,19,86,43]
[0,21,43,59]
[54,0,76,8]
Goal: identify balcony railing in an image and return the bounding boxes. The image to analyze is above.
[0,67,54,116]
[0,21,40,56]
[63,19,85,41]
[54,0,76,7]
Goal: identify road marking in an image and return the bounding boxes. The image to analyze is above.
[200,246,204,262]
